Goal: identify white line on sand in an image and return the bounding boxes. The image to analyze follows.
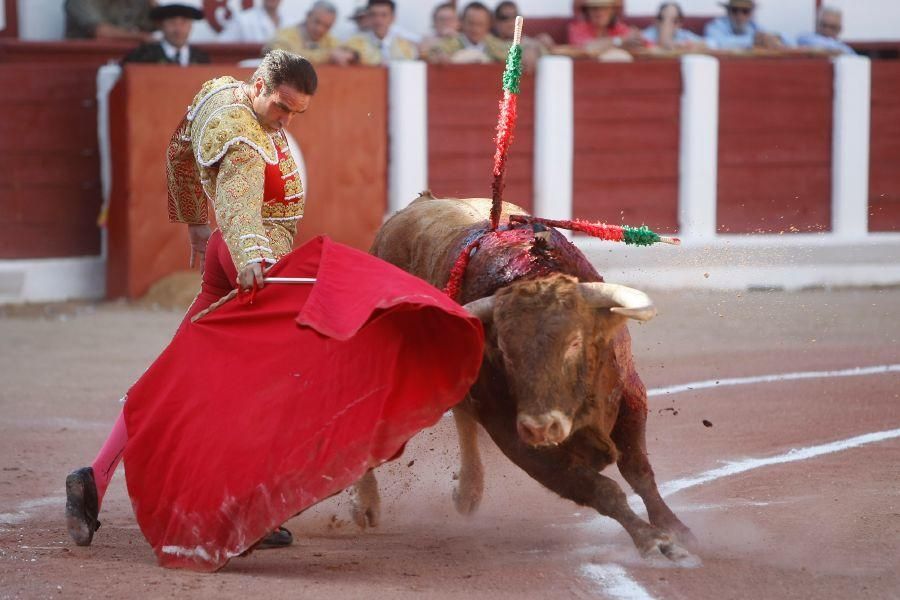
[659,427,900,498]
[0,496,65,525]
[581,564,657,600]
[591,428,900,600]
[584,365,899,599]
[647,364,900,398]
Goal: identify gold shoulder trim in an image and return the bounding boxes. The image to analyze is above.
[187,76,242,121]
[195,104,277,167]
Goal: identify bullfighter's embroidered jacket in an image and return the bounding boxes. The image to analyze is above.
[166,76,305,271]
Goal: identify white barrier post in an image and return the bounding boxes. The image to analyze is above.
[534,56,574,224]
[832,55,871,240]
[678,54,719,243]
[97,63,123,263]
[388,60,428,215]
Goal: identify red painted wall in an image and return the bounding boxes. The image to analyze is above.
[427,64,535,212]
[573,61,681,234]
[717,59,833,234]
[0,64,102,258]
[869,61,900,232]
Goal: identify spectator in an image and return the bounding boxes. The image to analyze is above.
[122,1,210,65]
[796,6,855,55]
[567,0,644,56]
[65,0,154,41]
[343,0,418,65]
[419,3,459,56]
[347,2,371,36]
[267,1,356,65]
[493,1,549,69]
[428,2,506,64]
[219,0,284,43]
[704,0,787,51]
[643,2,705,51]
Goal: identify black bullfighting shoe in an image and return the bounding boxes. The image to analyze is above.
[256,526,293,549]
[65,467,101,546]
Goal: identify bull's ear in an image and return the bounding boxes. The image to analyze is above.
[462,295,495,324]
[578,283,656,322]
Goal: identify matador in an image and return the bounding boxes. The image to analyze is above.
[65,49,318,551]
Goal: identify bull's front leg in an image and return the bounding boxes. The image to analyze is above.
[479,411,696,564]
[611,367,697,549]
[350,470,380,528]
[452,404,484,515]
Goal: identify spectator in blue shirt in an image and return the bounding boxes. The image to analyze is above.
[643,2,705,51]
[796,6,855,55]
[704,0,787,51]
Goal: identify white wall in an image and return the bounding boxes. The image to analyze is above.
[827,0,900,42]
[17,0,64,39]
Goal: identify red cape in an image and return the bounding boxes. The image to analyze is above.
[123,236,484,571]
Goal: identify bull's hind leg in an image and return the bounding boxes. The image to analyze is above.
[350,470,380,528]
[452,404,484,515]
[481,417,693,563]
[611,372,697,549]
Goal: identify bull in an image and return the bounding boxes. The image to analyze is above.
[350,193,697,562]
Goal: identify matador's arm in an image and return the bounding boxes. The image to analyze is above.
[213,144,276,272]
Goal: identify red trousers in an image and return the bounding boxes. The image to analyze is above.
[180,229,238,327]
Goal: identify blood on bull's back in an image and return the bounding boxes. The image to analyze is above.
[370,193,601,298]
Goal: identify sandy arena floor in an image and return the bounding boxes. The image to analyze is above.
[1,287,898,599]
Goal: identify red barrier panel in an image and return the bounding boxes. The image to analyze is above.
[106,65,387,299]
[869,61,900,232]
[427,64,535,212]
[0,64,102,258]
[573,61,681,233]
[717,59,833,234]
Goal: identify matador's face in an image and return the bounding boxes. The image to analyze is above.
[250,79,311,131]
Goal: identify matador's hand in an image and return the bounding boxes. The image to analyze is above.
[237,263,265,292]
[188,224,212,273]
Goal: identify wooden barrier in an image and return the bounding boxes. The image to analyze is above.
[717,59,833,234]
[573,61,681,233]
[427,64,535,213]
[106,64,387,299]
[869,61,900,232]
[0,39,263,65]
[0,64,102,258]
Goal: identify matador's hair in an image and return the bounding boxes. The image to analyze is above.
[251,49,318,96]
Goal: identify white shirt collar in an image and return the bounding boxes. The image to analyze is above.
[159,39,189,66]
[461,34,486,51]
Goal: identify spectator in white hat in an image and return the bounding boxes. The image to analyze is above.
[704,0,787,51]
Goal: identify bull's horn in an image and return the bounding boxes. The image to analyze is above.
[462,296,495,323]
[578,282,657,322]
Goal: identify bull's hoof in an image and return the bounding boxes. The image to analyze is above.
[641,535,701,567]
[669,523,700,552]
[350,501,379,529]
[452,468,483,516]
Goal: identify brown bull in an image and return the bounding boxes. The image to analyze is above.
[350,194,696,562]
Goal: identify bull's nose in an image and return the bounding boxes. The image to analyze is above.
[516,411,573,447]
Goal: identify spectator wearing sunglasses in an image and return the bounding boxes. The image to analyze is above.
[796,6,855,55]
[704,0,787,51]
[492,1,551,69]
[642,2,705,51]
